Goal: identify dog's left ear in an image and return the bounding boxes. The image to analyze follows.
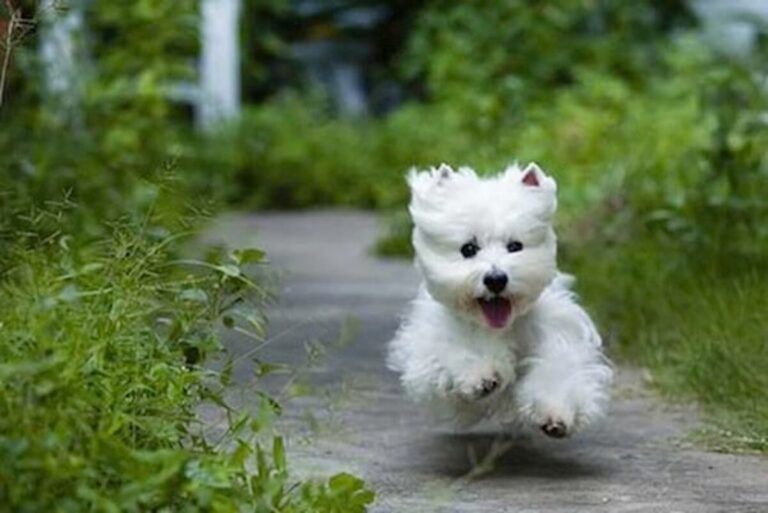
[508,162,558,218]
[502,162,556,190]
[522,163,543,187]
[517,162,556,192]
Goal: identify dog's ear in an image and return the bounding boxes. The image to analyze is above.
[518,162,557,192]
[407,164,478,230]
[501,162,556,191]
[435,163,453,183]
[406,163,454,201]
[504,162,558,219]
[521,162,542,187]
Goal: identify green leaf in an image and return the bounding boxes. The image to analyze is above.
[220,357,234,386]
[216,264,241,277]
[231,248,266,265]
[230,440,252,468]
[273,436,286,472]
[254,362,287,378]
[328,472,364,493]
[79,262,105,275]
[180,288,208,303]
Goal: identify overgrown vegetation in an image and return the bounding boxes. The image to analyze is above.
[0,187,375,511]
[0,2,375,510]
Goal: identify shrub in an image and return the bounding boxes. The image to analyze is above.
[556,42,768,452]
[0,184,375,511]
[201,96,483,209]
[401,0,692,131]
[0,4,377,508]
[0,1,225,234]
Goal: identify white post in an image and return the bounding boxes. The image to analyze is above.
[692,0,768,56]
[39,0,83,112]
[199,0,241,130]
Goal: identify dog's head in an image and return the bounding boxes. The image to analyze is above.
[408,163,558,330]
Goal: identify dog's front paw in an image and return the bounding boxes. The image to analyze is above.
[516,398,576,439]
[454,368,507,402]
[515,368,611,438]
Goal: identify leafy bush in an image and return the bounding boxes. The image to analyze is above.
[0,1,224,232]
[558,41,768,451]
[0,185,375,511]
[0,4,379,509]
[201,96,482,209]
[401,0,692,131]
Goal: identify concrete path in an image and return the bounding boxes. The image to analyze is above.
[206,211,768,513]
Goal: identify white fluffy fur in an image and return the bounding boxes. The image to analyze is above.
[388,163,613,436]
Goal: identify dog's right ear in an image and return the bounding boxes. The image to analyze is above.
[406,163,454,203]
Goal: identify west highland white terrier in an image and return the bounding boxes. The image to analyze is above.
[388,163,613,438]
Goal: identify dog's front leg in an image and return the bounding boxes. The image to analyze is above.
[393,339,513,405]
[447,355,514,403]
[513,295,613,438]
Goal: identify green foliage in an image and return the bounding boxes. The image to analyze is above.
[568,244,768,452]
[240,0,291,100]
[0,186,375,511]
[84,0,198,138]
[554,42,768,451]
[202,95,485,209]
[374,209,414,258]
[1,2,377,506]
[401,0,692,130]
[0,1,219,233]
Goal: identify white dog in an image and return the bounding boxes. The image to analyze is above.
[387,163,612,438]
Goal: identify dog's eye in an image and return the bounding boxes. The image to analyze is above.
[507,241,524,253]
[460,241,480,258]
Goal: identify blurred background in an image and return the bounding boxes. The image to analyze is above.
[1,0,768,509]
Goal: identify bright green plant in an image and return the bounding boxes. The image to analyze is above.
[0,183,375,511]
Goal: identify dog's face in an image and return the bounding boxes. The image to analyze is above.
[409,163,558,330]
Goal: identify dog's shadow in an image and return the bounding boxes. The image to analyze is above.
[423,431,609,480]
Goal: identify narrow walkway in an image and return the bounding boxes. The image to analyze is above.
[207,211,768,513]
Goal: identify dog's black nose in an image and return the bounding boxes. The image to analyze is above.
[483,270,508,294]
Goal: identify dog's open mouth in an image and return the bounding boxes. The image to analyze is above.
[477,297,512,329]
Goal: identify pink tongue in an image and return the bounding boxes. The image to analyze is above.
[478,298,512,328]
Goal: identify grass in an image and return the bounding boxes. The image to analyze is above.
[562,238,768,453]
